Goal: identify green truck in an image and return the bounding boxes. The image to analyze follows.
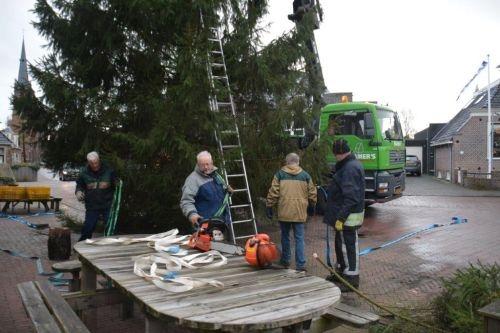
[317,102,406,207]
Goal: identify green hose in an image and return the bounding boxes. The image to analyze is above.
[105,179,123,236]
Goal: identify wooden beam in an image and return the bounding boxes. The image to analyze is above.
[63,289,126,311]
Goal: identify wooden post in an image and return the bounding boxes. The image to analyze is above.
[145,315,165,333]
[48,227,71,260]
[80,262,97,330]
[120,299,134,320]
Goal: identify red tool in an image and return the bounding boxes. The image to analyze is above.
[188,218,244,255]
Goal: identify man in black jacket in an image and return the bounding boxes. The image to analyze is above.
[76,151,117,241]
[324,139,365,291]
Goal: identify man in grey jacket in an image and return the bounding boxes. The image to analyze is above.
[180,151,231,231]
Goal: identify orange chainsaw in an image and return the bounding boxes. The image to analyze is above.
[188,218,244,255]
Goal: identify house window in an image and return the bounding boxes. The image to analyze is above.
[494,124,500,159]
[0,148,4,164]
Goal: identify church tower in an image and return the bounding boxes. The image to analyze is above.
[8,38,41,163]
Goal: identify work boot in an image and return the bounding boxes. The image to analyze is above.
[339,275,359,293]
[277,260,290,269]
[325,268,343,283]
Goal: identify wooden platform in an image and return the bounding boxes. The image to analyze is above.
[74,235,341,332]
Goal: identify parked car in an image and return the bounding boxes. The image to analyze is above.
[405,155,421,176]
[58,163,81,181]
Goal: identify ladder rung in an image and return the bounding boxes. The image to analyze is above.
[230,204,251,209]
[210,50,222,54]
[235,235,255,240]
[221,130,237,134]
[232,219,254,224]
[208,38,219,42]
[222,145,239,149]
[212,75,228,80]
[231,188,248,193]
[217,102,232,107]
[227,173,245,178]
[211,63,225,67]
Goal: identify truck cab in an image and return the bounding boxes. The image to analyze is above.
[319,102,405,204]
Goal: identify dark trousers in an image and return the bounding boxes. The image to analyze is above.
[334,228,359,277]
[79,208,110,241]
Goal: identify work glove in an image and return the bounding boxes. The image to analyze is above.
[307,205,315,217]
[189,213,202,226]
[266,207,273,219]
[75,191,85,202]
[334,220,344,231]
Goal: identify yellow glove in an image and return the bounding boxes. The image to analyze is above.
[335,220,344,231]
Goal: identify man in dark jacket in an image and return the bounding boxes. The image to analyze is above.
[324,139,365,291]
[76,151,117,241]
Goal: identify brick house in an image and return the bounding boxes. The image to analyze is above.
[412,123,446,175]
[431,79,500,183]
[0,129,22,165]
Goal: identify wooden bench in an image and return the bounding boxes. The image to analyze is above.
[52,260,82,292]
[307,302,379,332]
[17,280,90,333]
[1,197,62,213]
[324,302,379,327]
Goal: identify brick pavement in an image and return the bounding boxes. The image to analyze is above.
[261,177,500,315]
[1,175,499,332]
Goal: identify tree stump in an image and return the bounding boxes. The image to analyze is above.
[48,227,71,260]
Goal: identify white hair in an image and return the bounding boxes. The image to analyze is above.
[196,151,212,162]
[286,153,300,166]
[87,151,100,162]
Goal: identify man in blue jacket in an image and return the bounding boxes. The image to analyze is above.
[180,151,232,237]
[324,139,365,291]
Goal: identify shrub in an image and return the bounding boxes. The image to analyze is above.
[433,262,500,333]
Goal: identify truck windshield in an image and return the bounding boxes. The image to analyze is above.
[327,110,373,139]
[377,109,403,140]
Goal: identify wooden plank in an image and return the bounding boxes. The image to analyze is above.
[134,269,306,308]
[35,281,90,333]
[154,278,331,316]
[181,289,337,331]
[17,282,62,333]
[333,302,379,322]
[478,300,500,320]
[189,294,335,332]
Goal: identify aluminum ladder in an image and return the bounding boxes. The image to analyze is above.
[205,26,258,243]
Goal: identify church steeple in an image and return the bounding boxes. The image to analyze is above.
[17,38,29,85]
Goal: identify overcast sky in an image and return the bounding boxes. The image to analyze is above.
[1,0,500,133]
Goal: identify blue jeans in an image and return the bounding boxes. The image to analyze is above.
[279,222,305,269]
[79,208,110,241]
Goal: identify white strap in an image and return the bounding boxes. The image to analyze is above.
[85,229,183,245]
[133,251,226,292]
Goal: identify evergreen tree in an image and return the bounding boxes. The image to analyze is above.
[12,0,328,233]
